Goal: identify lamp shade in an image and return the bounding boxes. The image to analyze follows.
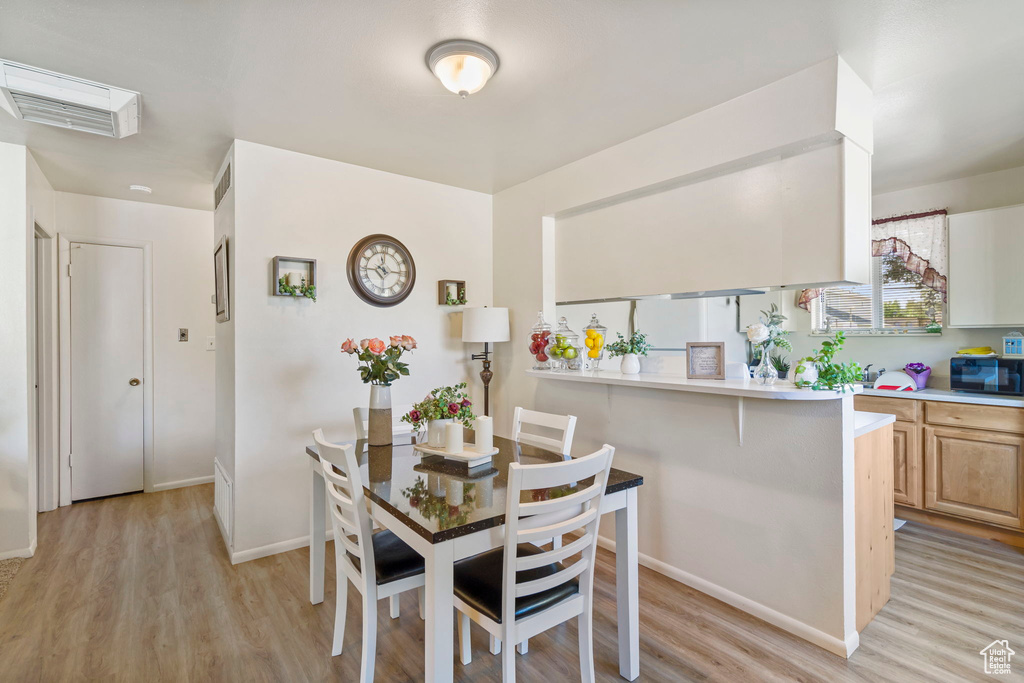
[462,307,510,343]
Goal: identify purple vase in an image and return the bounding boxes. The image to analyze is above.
[907,367,930,390]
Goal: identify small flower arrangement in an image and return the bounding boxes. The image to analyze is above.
[905,362,930,375]
[904,362,931,390]
[606,330,652,358]
[746,303,791,354]
[402,383,476,432]
[341,335,416,385]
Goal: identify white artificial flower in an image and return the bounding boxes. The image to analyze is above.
[746,323,770,345]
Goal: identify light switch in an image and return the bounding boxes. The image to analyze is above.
[206,336,216,351]
[178,328,189,342]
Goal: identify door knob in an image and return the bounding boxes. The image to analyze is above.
[129,378,141,386]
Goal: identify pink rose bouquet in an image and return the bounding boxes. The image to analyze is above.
[341,334,416,386]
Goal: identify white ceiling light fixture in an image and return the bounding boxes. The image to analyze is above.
[0,59,140,138]
[129,184,152,194]
[426,40,499,98]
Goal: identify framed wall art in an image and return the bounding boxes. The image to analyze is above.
[214,236,230,322]
[686,341,725,380]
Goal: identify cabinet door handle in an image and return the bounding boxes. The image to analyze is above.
[129,378,141,387]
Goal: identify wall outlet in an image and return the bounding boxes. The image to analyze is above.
[206,336,216,351]
[178,328,189,342]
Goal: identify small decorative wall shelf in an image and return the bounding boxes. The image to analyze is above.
[438,279,467,306]
[274,256,317,301]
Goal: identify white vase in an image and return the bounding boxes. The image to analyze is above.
[620,353,641,374]
[794,360,819,386]
[427,419,452,448]
[368,384,392,446]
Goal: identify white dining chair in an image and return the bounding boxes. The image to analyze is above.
[453,444,615,682]
[313,429,426,682]
[352,405,416,441]
[511,407,577,456]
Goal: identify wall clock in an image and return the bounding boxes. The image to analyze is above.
[346,234,416,306]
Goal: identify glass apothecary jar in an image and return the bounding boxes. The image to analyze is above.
[528,311,553,370]
[550,317,583,371]
[582,313,607,370]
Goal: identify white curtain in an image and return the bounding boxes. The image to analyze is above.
[871,210,947,298]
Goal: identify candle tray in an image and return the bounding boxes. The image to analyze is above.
[412,442,497,467]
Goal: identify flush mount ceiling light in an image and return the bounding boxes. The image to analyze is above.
[129,184,152,194]
[426,40,499,98]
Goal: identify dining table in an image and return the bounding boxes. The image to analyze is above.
[305,433,644,682]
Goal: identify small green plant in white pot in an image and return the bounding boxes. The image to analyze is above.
[794,331,862,392]
[607,331,652,374]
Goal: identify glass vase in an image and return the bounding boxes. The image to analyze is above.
[754,346,778,386]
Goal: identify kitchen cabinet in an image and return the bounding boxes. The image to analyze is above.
[923,426,1024,529]
[947,203,1024,327]
[855,395,1024,537]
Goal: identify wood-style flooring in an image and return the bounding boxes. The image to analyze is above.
[1,484,1022,682]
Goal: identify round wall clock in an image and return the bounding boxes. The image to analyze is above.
[346,234,416,307]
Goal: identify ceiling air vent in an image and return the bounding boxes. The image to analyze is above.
[214,163,231,209]
[0,60,140,138]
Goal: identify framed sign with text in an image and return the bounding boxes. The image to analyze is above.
[686,342,725,380]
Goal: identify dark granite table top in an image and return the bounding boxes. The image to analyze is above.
[306,435,643,544]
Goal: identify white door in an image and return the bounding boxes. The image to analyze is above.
[70,243,145,501]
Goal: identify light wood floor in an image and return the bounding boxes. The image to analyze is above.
[1,485,1022,682]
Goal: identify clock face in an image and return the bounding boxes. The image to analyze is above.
[346,234,416,306]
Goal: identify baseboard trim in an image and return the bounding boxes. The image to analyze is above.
[231,529,335,565]
[595,535,857,658]
[151,475,214,492]
[0,541,36,561]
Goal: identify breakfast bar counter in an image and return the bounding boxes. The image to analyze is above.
[526,365,886,658]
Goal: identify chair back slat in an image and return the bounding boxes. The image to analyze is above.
[516,532,593,571]
[515,558,589,598]
[515,507,597,545]
[512,407,577,456]
[501,444,614,626]
[313,428,374,586]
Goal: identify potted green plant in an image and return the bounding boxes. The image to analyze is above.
[401,383,476,448]
[278,275,317,302]
[606,331,652,374]
[794,331,862,392]
[769,351,791,381]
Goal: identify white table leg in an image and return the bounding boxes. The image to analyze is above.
[424,539,455,683]
[310,464,326,605]
[616,486,639,681]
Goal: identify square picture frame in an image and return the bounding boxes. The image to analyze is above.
[214,235,230,322]
[686,341,725,380]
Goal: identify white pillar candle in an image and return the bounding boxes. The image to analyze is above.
[446,421,463,453]
[474,415,493,452]
[446,482,464,506]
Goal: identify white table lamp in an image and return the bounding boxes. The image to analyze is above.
[462,306,510,416]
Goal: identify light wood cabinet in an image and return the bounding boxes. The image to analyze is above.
[923,426,1024,529]
[892,421,922,508]
[855,395,1024,541]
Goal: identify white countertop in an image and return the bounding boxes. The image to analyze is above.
[861,386,1024,408]
[527,369,862,401]
[854,411,896,438]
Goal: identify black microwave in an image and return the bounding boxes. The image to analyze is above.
[950,357,1024,396]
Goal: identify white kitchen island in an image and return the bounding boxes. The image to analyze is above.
[526,368,893,658]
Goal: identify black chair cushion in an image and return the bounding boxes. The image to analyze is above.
[346,530,425,586]
[453,544,579,624]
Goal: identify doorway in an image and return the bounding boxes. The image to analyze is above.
[58,235,154,504]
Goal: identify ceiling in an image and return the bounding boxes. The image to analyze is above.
[2,0,1023,210]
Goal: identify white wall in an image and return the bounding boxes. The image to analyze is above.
[0,143,32,558]
[228,140,492,560]
[56,193,216,489]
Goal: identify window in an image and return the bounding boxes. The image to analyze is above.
[811,253,943,333]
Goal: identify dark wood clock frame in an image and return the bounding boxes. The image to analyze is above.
[346,234,417,307]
